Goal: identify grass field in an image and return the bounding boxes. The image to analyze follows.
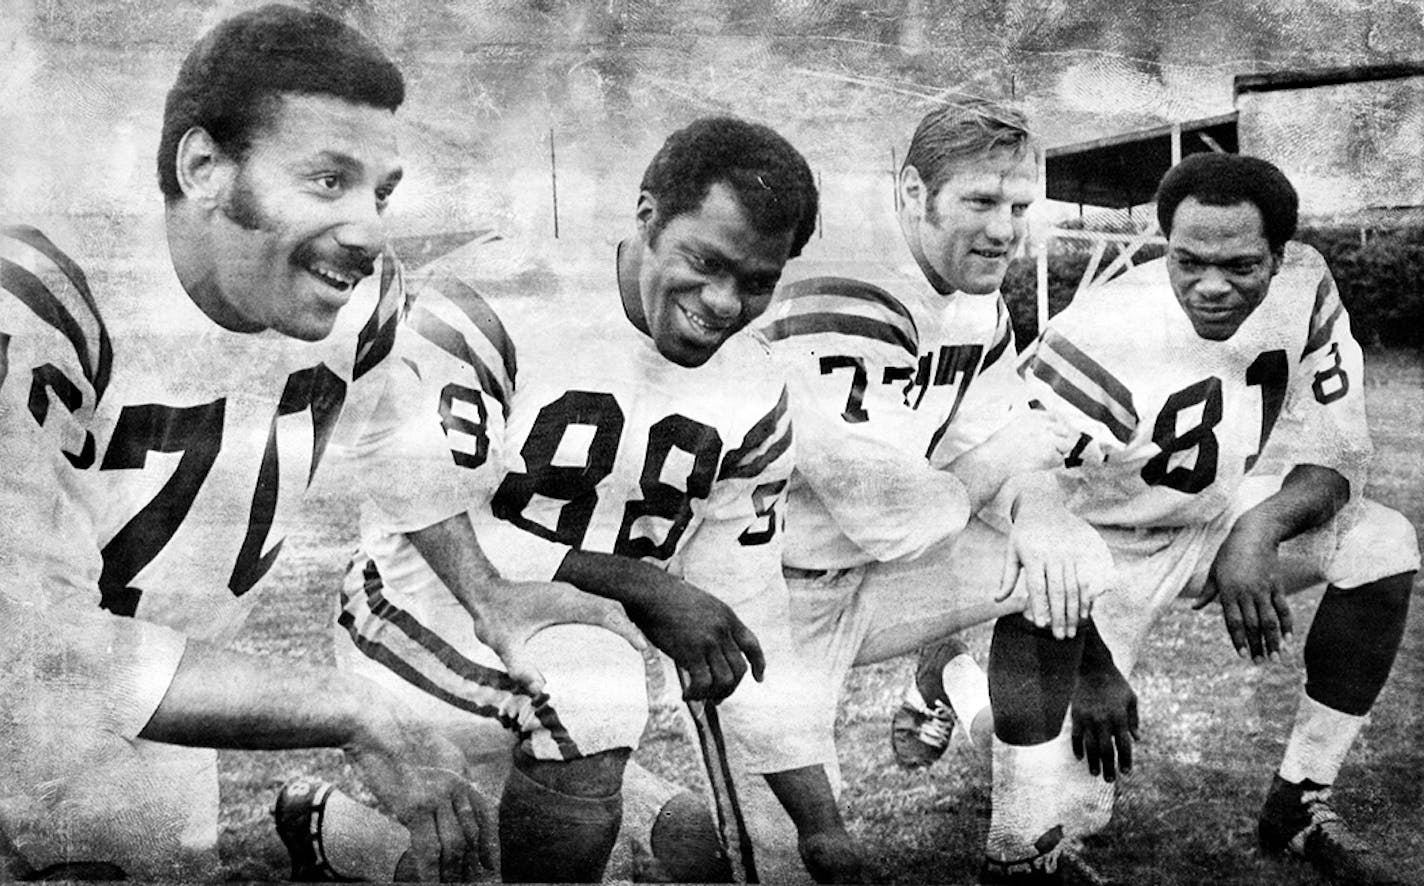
[216,347,1424,885]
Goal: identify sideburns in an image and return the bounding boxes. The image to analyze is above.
[219,171,269,232]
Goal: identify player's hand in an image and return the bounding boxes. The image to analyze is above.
[1070,658,1140,783]
[346,699,497,881]
[472,579,646,696]
[997,502,1114,639]
[1192,527,1292,664]
[626,572,765,702]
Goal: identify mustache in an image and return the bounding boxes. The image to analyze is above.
[291,240,376,280]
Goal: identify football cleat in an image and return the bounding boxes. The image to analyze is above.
[890,637,970,769]
[980,826,1115,885]
[273,778,352,882]
[1258,775,1404,885]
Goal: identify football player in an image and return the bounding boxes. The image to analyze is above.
[310,117,859,883]
[978,153,1419,883]
[758,97,1126,877]
[0,5,635,879]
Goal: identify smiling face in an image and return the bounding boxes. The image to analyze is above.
[902,147,1036,295]
[630,181,794,367]
[196,92,402,341]
[1166,197,1282,341]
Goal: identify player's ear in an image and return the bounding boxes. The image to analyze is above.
[899,165,927,218]
[635,192,658,238]
[1268,247,1286,277]
[174,127,234,208]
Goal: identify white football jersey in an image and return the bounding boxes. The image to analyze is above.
[1019,242,1371,529]
[351,235,813,774]
[760,251,1026,570]
[414,236,794,603]
[3,220,466,644]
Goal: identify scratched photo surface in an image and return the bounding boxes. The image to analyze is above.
[3,2,1423,883]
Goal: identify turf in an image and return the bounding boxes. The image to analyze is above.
[217,347,1424,883]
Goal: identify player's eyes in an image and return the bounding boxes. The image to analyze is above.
[312,173,345,193]
[686,254,717,274]
[1011,203,1030,217]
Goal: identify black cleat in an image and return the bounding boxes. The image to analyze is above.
[980,826,1116,885]
[1258,775,1404,885]
[272,778,352,882]
[890,637,972,769]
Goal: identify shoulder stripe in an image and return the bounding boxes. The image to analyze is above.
[408,304,510,414]
[763,312,916,356]
[780,276,916,326]
[421,274,518,386]
[1036,330,1135,415]
[980,299,1013,371]
[1302,272,1344,358]
[353,253,405,381]
[718,386,792,481]
[1022,350,1136,444]
[1,225,111,399]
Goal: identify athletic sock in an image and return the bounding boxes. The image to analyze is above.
[985,736,1068,861]
[500,756,623,882]
[989,614,1084,745]
[1303,573,1412,715]
[941,653,992,749]
[1278,694,1365,788]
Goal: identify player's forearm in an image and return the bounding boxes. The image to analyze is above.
[1005,469,1072,523]
[1231,464,1350,546]
[552,548,659,609]
[406,511,507,621]
[139,641,392,751]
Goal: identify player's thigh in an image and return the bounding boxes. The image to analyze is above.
[856,517,1023,665]
[1288,497,1421,589]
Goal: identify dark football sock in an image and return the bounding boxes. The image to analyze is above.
[500,747,628,882]
[1304,572,1413,716]
[989,614,1085,746]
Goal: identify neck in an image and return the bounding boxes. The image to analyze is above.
[165,203,263,333]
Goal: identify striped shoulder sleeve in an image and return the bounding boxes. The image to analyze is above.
[718,386,792,482]
[353,248,407,381]
[1020,327,1138,445]
[1301,264,1344,360]
[1,224,111,401]
[407,273,517,416]
[762,276,919,357]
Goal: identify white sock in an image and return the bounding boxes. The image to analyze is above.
[319,788,410,880]
[941,654,992,749]
[1278,694,1365,787]
[986,736,1068,861]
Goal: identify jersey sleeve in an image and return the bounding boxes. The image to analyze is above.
[0,590,187,744]
[0,223,108,469]
[763,279,972,563]
[1268,253,1372,491]
[336,256,488,534]
[393,270,572,583]
[1016,315,1140,471]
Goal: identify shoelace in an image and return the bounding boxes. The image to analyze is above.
[916,700,955,749]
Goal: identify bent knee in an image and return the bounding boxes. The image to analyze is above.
[527,624,650,754]
[1328,501,1421,587]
